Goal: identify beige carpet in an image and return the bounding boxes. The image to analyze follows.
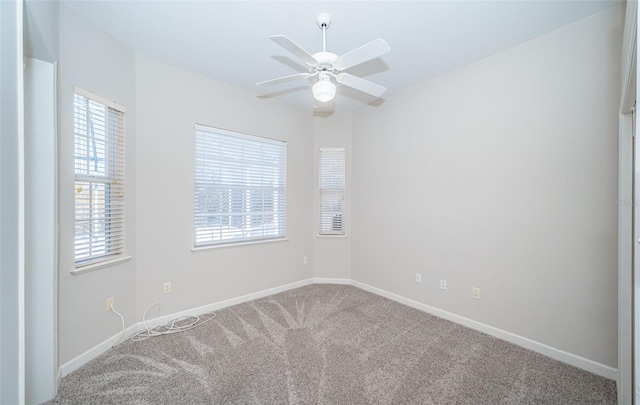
[47,284,616,404]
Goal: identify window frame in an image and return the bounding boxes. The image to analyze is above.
[193,124,287,248]
[73,87,127,269]
[318,147,346,236]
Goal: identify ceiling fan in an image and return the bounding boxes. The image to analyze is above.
[256,13,391,104]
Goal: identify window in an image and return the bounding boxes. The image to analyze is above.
[194,124,286,247]
[319,147,345,235]
[73,89,126,267]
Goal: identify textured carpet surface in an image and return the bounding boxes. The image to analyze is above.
[47,284,616,404]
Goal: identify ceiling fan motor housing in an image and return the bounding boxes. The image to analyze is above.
[311,51,338,73]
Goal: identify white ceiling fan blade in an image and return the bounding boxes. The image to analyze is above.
[336,73,387,97]
[256,73,313,87]
[334,38,391,71]
[270,35,317,66]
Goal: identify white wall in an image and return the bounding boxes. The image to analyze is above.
[24,0,59,63]
[134,55,313,318]
[313,112,352,280]
[351,5,622,368]
[1,1,24,402]
[57,4,137,365]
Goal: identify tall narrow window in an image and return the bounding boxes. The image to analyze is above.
[194,124,287,247]
[319,147,345,235]
[73,89,126,267]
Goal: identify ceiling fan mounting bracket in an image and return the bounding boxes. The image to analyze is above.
[316,13,331,30]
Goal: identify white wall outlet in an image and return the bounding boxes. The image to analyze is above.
[439,279,447,290]
[106,297,114,311]
[303,256,309,265]
[415,273,421,283]
[163,282,172,294]
[472,287,481,300]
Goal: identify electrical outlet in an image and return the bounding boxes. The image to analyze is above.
[303,256,309,265]
[163,282,172,294]
[415,273,421,283]
[440,279,447,290]
[472,287,481,300]
[106,297,114,311]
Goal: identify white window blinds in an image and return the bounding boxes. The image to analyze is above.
[319,147,345,235]
[194,124,287,247]
[73,89,126,266]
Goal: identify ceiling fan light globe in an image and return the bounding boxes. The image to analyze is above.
[312,80,336,102]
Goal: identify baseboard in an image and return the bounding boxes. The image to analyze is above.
[59,323,141,379]
[350,280,617,380]
[312,277,351,285]
[59,278,312,378]
[140,279,313,329]
[59,277,617,382]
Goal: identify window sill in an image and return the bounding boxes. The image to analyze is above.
[316,234,348,238]
[71,255,133,275]
[191,237,290,252]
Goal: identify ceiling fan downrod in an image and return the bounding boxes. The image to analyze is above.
[317,13,331,53]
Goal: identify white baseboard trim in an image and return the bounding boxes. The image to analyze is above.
[59,323,141,379]
[59,277,617,382]
[140,279,314,330]
[312,277,351,285]
[350,280,617,380]
[59,278,312,378]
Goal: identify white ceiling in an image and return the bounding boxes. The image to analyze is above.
[64,0,619,111]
